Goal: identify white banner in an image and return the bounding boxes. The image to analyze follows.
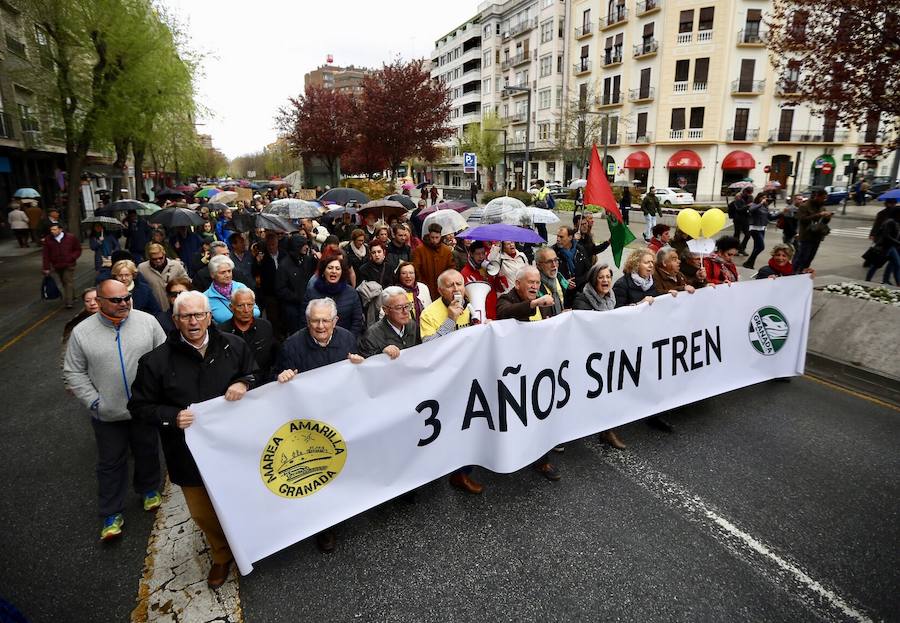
[188,276,812,574]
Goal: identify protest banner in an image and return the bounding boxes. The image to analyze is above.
[187,276,812,574]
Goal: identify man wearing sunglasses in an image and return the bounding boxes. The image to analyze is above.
[63,279,168,542]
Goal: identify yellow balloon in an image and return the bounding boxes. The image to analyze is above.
[700,208,727,238]
[675,208,702,239]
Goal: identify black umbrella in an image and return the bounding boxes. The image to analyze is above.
[319,187,370,205]
[94,199,145,216]
[148,207,205,228]
[385,194,417,211]
[155,187,185,199]
[233,212,297,233]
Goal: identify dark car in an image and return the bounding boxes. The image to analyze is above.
[865,176,896,197]
[799,186,849,206]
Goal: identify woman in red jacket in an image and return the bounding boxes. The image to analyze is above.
[702,235,740,285]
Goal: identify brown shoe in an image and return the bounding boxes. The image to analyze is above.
[599,430,627,450]
[316,529,336,553]
[448,472,484,494]
[207,560,232,589]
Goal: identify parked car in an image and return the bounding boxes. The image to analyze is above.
[865,176,896,197]
[799,186,849,205]
[641,187,694,206]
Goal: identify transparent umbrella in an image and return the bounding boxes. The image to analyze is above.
[264,198,323,219]
[480,196,526,224]
[501,207,560,225]
[569,179,588,190]
[422,210,468,235]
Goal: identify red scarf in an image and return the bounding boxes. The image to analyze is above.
[767,258,794,276]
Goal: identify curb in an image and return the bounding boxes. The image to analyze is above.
[805,352,900,410]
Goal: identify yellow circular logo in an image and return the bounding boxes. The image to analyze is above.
[260,419,347,498]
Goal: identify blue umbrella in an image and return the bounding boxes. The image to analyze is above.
[458,223,544,244]
[876,189,900,201]
[13,188,40,199]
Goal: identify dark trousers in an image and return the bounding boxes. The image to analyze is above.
[13,229,30,247]
[733,218,750,252]
[782,218,798,245]
[866,246,900,284]
[792,239,821,273]
[621,205,630,225]
[91,417,161,517]
[536,223,548,242]
[746,230,766,268]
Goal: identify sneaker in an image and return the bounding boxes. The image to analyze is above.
[143,490,162,512]
[100,513,124,541]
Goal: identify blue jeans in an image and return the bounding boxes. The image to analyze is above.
[746,230,766,268]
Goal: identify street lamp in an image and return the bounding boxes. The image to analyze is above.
[483,128,507,191]
[503,84,531,189]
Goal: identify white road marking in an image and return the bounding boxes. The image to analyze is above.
[829,227,872,239]
[593,445,873,623]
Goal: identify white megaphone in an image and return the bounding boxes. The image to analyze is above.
[464,281,492,323]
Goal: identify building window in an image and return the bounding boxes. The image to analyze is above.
[539,88,551,109]
[484,24,493,40]
[609,117,619,144]
[637,112,648,139]
[540,54,552,77]
[540,19,553,43]
[689,107,705,129]
[582,9,591,31]
[790,11,808,40]
[483,49,492,67]
[679,10,694,33]
[579,83,588,109]
[538,123,550,140]
[778,109,794,141]
[822,110,838,142]
[674,59,690,91]
[698,7,715,31]
[483,79,491,94]
[557,54,563,73]
[556,87,563,108]
[732,108,750,141]
[671,108,686,131]
[693,58,709,91]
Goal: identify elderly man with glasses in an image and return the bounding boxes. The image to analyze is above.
[218,288,279,384]
[138,243,188,311]
[129,290,257,589]
[358,286,418,358]
[63,279,167,542]
[535,247,572,317]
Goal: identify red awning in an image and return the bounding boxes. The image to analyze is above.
[721,150,756,170]
[666,150,703,170]
[623,151,651,169]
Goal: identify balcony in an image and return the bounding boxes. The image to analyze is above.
[6,35,26,58]
[737,27,767,45]
[636,0,661,16]
[575,23,593,39]
[573,58,592,75]
[673,80,689,93]
[676,32,692,44]
[860,131,887,145]
[505,83,530,95]
[693,82,707,93]
[597,92,624,107]
[510,18,538,38]
[626,132,653,144]
[633,40,658,58]
[503,112,528,125]
[20,116,40,133]
[775,81,801,96]
[731,79,765,94]
[602,7,628,30]
[768,130,850,144]
[726,128,760,142]
[669,129,704,140]
[628,87,655,102]
[603,50,623,67]
[0,112,13,139]
[697,29,713,42]
[502,51,532,70]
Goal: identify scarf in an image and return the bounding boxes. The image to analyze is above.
[401,283,424,319]
[350,243,367,260]
[212,281,233,299]
[710,255,739,282]
[767,258,794,276]
[582,281,616,311]
[557,243,578,276]
[540,273,564,315]
[314,276,347,296]
[630,272,655,292]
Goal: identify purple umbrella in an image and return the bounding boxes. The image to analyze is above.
[417,199,476,218]
[458,223,544,244]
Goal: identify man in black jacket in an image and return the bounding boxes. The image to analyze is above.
[552,226,592,307]
[129,291,256,590]
[731,187,753,255]
[275,235,316,336]
[386,223,412,268]
[254,232,286,335]
[218,288,279,383]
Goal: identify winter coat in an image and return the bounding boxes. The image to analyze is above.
[124,219,152,258]
[703,255,739,285]
[496,288,541,321]
[276,252,317,333]
[641,193,661,217]
[552,242,593,292]
[170,232,203,268]
[486,245,524,294]
[386,241,412,267]
[412,243,456,300]
[90,233,120,271]
[302,280,365,336]
[128,327,257,487]
[129,278,162,316]
[748,202,778,228]
[652,267,691,292]
[42,232,82,270]
[613,273,662,307]
[138,258,188,312]
[276,326,357,374]
[358,317,418,358]
[358,260,394,288]
[218,317,279,383]
[204,280,260,325]
[8,208,29,230]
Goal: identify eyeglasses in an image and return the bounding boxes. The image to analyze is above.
[309,318,336,325]
[384,303,413,312]
[175,311,210,321]
[540,258,560,264]
[99,294,132,304]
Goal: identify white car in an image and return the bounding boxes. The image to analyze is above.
[642,187,694,206]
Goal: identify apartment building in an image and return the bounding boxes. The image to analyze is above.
[304,64,370,95]
[566,0,892,201]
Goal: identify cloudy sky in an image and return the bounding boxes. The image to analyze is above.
[168,0,477,159]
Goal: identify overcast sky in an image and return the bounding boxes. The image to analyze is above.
[168,0,477,159]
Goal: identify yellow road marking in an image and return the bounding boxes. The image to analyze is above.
[0,307,62,354]
[803,373,900,412]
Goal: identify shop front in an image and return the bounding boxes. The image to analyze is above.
[721,150,756,196]
[623,151,651,187]
[810,154,836,187]
[666,149,702,197]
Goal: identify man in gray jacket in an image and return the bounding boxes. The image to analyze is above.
[358,286,418,358]
[63,279,167,541]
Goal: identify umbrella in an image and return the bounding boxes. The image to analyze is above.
[13,188,40,199]
[401,182,415,191]
[464,207,484,224]
[205,202,231,213]
[385,194,417,211]
[502,207,560,225]
[213,190,239,204]
[320,187,370,205]
[265,198,323,219]
[877,188,900,201]
[764,181,782,189]
[175,184,196,193]
[569,179,587,190]
[233,213,297,233]
[323,205,358,219]
[148,207,205,228]
[359,200,408,220]
[94,199,146,215]
[155,187,185,199]
[195,187,220,199]
[458,223,544,244]
[415,182,429,189]
[422,210,468,235]
[82,216,124,228]
[728,181,754,190]
[417,199,475,218]
[480,196,526,224]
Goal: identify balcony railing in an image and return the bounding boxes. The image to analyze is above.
[633,40,658,57]
[697,29,713,42]
[861,131,887,144]
[603,51,623,66]
[603,7,628,28]
[676,32,692,44]
[768,130,850,143]
[628,87,655,102]
[573,59,592,74]
[512,50,532,67]
[737,28,767,44]
[597,92,623,106]
[575,23,593,39]
[731,79,766,94]
[504,112,527,124]
[0,112,13,139]
[673,80,689,93]
[636,0,661,15]
[693,82,708,92]
[669,129,704,139]
[510,18,538,37]
[776,81,800,96]
[626,132,653,144]
[20,116,40,133]
[5,35,26,58]
[726,128,760,141]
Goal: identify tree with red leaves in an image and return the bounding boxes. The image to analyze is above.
[766,0,900,147]
[341,134,390,178]
[277,85,357,186]
[358,59,453,178]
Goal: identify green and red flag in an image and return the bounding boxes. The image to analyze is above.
[583,144,635,267]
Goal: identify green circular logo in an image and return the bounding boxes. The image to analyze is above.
[748,306,789,355]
